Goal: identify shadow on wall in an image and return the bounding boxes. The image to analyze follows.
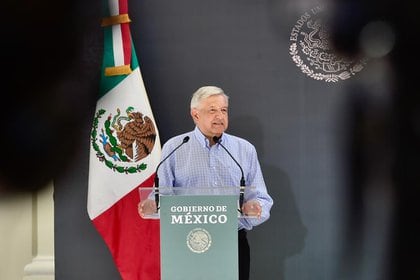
[0,0,101,194]
[329,0,420,279]
[230,115,307,279]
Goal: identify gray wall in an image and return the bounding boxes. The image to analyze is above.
[55,1,392,279]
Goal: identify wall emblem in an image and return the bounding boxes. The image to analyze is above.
[91,107,157,173]
[186,228,212,253]
[289,5,367,82]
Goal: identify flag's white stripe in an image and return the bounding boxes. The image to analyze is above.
[108,0,125,67]
[87,68,161,219]
[111,26,125,66]
[108,0,119,15]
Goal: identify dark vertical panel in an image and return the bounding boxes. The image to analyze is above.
[54,1,394,279]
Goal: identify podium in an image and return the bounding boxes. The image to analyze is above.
[139,186,255,280]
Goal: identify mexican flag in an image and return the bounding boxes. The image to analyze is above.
[87,0,161,279]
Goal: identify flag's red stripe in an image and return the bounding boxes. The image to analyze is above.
[119,0,132,67]
[92,174,161,280]
[118,0,128,13]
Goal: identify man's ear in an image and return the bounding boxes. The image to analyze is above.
[191,109,199,121]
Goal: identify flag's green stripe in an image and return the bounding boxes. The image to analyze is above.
[99,26,140,98]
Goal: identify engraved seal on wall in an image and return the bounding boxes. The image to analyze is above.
[289,5,367,82]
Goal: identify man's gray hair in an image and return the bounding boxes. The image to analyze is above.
[190,86,229,109]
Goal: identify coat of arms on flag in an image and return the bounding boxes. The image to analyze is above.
[91,106,157,171]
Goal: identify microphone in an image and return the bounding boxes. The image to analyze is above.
[213,136,246,212]
[154,136,190,210]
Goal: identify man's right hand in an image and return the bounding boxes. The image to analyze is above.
[137,199,157,218]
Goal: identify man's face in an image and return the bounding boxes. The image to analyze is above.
[191,94,229,138]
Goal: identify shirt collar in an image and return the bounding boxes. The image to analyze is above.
[194,126,210,148]
[193,126,225,149]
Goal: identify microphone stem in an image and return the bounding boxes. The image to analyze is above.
[154,176,159,211]
[214,136,246,213]
[239,178,245,213]
[154,136,190,211]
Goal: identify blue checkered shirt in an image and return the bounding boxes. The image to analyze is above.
[157,126,273,230]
